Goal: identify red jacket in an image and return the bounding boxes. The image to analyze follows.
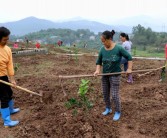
[57,40,62,46]
[36,43,40,49]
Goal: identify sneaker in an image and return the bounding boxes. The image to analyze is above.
[102,108,112,116]
[113,112,121,121]
[127,74,133,83]
[127,79,133,83]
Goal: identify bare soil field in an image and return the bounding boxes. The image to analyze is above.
[0,47,167,138]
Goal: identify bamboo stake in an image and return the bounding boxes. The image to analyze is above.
[0,80,42,97]
[58,66,166,79]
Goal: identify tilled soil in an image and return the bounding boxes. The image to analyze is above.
[0,53,166,138]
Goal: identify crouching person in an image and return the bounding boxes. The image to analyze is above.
[0,27,20,127]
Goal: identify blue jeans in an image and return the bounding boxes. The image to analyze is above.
[121,57,128,71]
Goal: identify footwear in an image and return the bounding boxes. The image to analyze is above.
[127,74,133,83]
[127,79,133,83]
[9,100,20,114]
[102,108,112,115]
[1,108,19,127]
[113,112,121,121]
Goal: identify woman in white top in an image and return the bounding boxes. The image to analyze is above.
[120,33,133,83]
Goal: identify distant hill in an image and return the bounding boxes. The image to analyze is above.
[0,16,132,36]
[0,17,57,36]
[112,15,167,32]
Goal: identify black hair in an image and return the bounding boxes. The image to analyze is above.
[102,30,115,40]
[0,27,10,41]
[120,33,129,41]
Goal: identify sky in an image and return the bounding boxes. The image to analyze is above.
[0,0,167,24]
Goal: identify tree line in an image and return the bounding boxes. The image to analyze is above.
[132,24,167,51]
[10,24,167,51]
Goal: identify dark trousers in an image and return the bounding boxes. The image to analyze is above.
[121,57,128,71]
[0,76,13,108]
[101,75,121,112]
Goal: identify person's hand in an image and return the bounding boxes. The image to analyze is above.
[126,68,132,74]
[94,70,100,76]
[10,79,17,88]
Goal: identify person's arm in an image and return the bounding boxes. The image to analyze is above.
[94,48,102,76]
[126,61,132,73]
[9,75,16,85]
[7,48,17,86]
[120,46,133,73]
[94,65,102,76]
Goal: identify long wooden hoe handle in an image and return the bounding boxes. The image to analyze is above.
[0,80,42,97]
[59,66,166,79]
[138,66,165,77]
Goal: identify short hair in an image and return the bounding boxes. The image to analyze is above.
[0,27,10,41]
[102,30,115,40]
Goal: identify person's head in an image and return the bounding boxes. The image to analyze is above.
[0,27,10,46]
[101,30,115,48]
[120,33,129,42]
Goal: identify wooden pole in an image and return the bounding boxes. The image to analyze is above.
[0,80,42,97]
[58,66,166,79]
[138,71,153,77]
[138,65,166,77]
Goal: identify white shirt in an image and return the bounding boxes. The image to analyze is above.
[122,41,132,54]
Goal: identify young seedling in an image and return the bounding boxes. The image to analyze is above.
[78,79,93,110]
[14,63,20,72]
[65,98,80,109]
[72,108,78,116]
[78,79,90,97]
[64,79,93,115]
[74,48,78,64]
